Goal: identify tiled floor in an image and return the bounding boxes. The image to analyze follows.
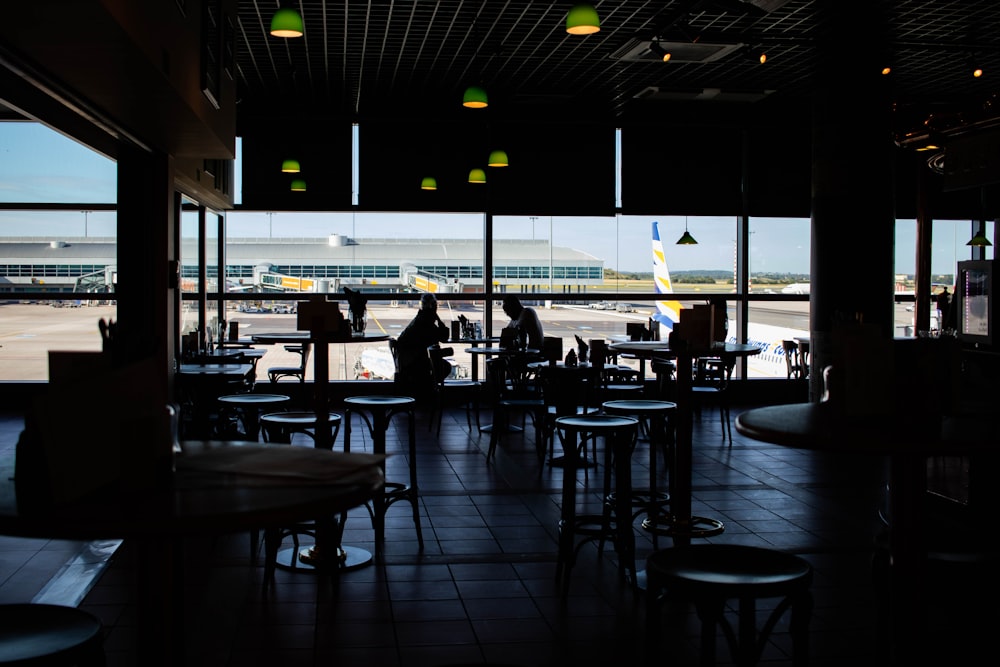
[0,399,991,666]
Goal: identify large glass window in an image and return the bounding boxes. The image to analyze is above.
[0,122,117,381]
[745,217,811,377]
[0,123,117,204]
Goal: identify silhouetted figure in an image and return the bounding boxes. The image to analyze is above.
[396,293,450,396]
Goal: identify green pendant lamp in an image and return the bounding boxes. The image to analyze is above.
[468,168,487,184]
[270,8,304,38]
[463,86,488,108]
[566,5,601,35]
[281,159,301,173]
[290,179,307,192]
[421,177,438,191]
[488,150,509,167]
[967,230,992,246]
[676,218,698,245]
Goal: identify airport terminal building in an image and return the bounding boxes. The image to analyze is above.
[0,235,605,295]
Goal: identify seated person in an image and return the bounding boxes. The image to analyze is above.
[395,293,450,395]
[501,295,545,388]
[501,295,544,351]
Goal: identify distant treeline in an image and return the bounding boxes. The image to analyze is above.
[604,269,809,285]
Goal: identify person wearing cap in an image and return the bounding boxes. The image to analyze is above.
[396,293,451,395]
[501,295,544,351]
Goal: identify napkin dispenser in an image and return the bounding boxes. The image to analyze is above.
[669,302,726,348]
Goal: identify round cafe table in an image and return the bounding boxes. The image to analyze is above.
[0,440,382,667]
[453,336,499,381]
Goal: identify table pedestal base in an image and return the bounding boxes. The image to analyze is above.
[642,514,724,538]
[274,544,372,572]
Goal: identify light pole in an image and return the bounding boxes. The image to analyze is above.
[549,216,553,296]
[529,216,538,241]
[266,211,274,238]
[82,210,91,237]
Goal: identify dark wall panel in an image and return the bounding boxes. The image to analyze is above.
[487,122,616,216]
[621,124,743,215]
[358,120,489,213]
[746,125,812,217]
[240,119,353,211]
[357,119,615,215]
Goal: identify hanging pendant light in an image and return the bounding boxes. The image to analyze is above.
[290,179,307,192]
[967,230,992,246]
[468,168,487,184]
[676,218,698,245]
[281,159,301,173]
[566,5,600,35]
[463,86,489,108]
[270,8,304,38]
[488,150,509,167]
[421,177,438,191]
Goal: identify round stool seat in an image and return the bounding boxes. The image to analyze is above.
[0,603,104,665]
[647,544,812,596]
[554,413,636,433]
[344,395,415,408]
[218,393,291,406]
[217,393,291,441]
[645,545,814,666]
[602,399,676,415]
[261,411,342,428]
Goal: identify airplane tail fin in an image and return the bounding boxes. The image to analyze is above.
[651,221,683,337]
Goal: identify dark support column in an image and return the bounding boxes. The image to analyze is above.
[116,142,177,410]
[809,1,896,397]
[915,165,934,333]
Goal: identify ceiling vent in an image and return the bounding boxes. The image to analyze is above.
[611,38,744,64]
[633,87,774,103]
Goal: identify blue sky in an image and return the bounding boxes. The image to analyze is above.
[0,122,978,276]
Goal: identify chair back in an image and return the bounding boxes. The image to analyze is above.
[695,356,734,391]
[537,364,596,418]
[484,357,508,401]
[589,338,607,366]
[385,337,403,385]
[781,339,802,379]
[542,336,563,364]
[626,322,649,341]
[427,345,455,384]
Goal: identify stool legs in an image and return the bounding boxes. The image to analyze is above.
[650,591,813,667]
[346,403,423,563]
[645,545,814,667]
[555,419,638,594]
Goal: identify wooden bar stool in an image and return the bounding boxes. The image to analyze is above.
[216,393,290,441]
[0,603,105,665]
[258,411,346,585]
[260,410,342,446]
[552,413,639,594]
[645,544,813,667]
[344,395,423,562]
[601,398,676,548]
